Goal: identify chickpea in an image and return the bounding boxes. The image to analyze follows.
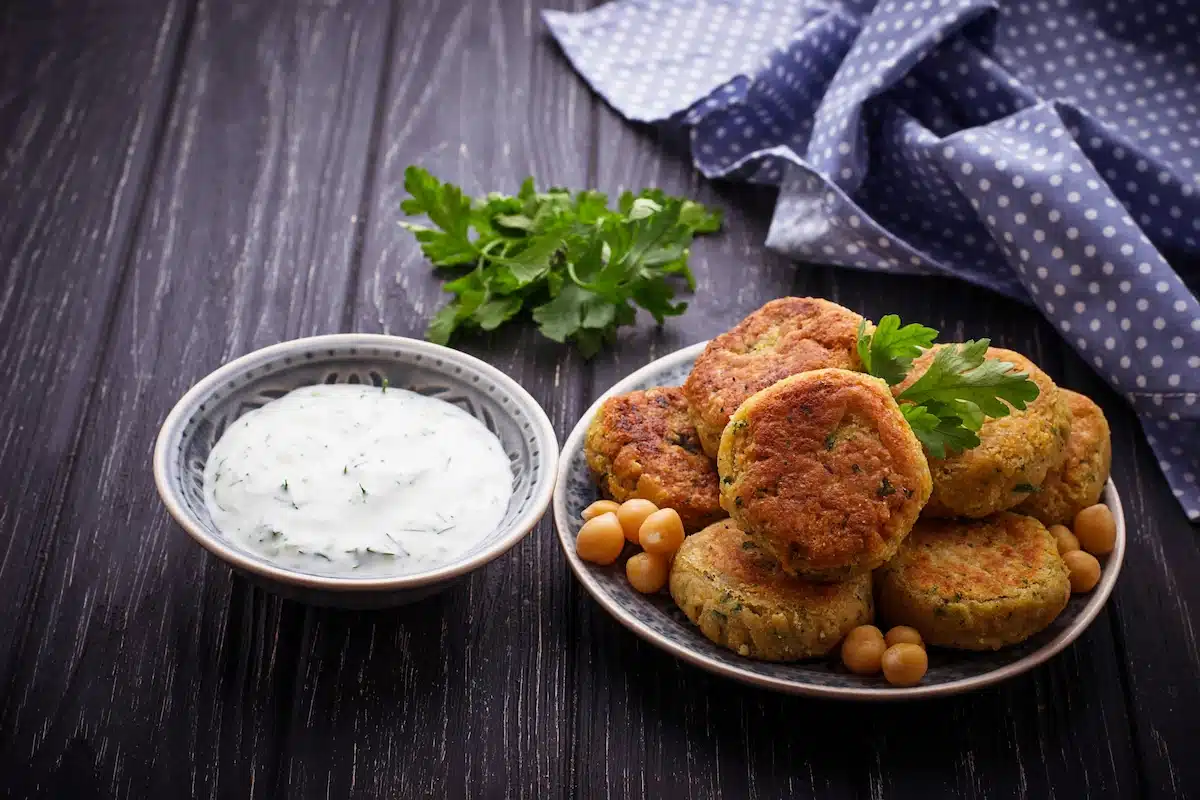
[639,508,686,555]
[575,512,626,565]
[1063,550,1102,593]
[1049,524,1081,556]
[626,551,670,594]
[884,625,924,649]
[1073,504,1116,556]
[881,643,929,687]
[841,625,886,675]
[582,500,620,521]
[617,499,659,543]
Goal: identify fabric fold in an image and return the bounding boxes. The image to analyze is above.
[545,0,1200,520]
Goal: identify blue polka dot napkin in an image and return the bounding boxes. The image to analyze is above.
[545,0,1200,520]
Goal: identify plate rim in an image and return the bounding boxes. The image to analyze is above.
[552,341,1127,701]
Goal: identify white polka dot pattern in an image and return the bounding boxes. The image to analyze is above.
[545,0,1200,520]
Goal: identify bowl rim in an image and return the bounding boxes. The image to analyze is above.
[553,340,1127,701]
[154,333,559,592]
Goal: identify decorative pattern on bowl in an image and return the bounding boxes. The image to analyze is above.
[553,342,1126,699]
[155,335,557,606]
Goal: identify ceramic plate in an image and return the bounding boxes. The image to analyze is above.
[552,342,1126,700]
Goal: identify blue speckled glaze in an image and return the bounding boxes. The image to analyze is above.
[553,342,1126,699]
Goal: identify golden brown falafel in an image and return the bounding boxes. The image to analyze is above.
[896,346,1070,518]
[670,519,874,661]
[585,386,724,533]
[1014,390,1112,526]
[876,513,1071,651]
[683,297,865,457]
[717,368,932,581]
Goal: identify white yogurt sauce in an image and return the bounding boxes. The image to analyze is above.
[203,384,513,576]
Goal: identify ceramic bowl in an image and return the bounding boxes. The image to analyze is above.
[154,334,558,608]
[554,341,1126,700]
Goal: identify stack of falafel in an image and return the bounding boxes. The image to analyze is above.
[585,298,1112,662]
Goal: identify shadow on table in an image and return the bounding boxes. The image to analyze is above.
[227,555,1116,798]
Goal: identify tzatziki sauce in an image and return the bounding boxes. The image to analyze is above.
[203,384,514,576]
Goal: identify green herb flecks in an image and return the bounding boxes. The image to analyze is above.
[399,167,722,357]
[1013,483,1040,493]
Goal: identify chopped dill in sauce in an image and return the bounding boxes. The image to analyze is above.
[203,384,513,576]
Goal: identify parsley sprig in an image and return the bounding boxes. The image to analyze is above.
[399,167,722,357]
[857,315,1041,458]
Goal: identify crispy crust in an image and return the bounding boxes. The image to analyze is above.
[716,368,932,581]
[683,297,864,457]
[584,386,724,532]
[1014,390,1112,525]
[876,513,1071,651]
[897,346,1071,518]
[669,519,874,661]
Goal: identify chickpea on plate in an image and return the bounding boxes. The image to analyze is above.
[573,298,1117,688]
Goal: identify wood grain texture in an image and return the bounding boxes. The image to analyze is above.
[2,0,1198,796]
[276,1,595,797]
[0,0,190,708]
[1058,355,1200,800]
[1,0,391,795]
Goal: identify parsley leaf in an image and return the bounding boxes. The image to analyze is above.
[399,168,476,266]
[900,401,982,458]
[897,340,1041,418]
[856,315,937,385]
[400,167,721,355]
[858,316,1041,457]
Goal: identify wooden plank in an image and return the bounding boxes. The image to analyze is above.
[274,1,595,797]
[0,0,392,796]
[2,0,1190,795]
[1057,353,1200,800]
[0,0,190,700]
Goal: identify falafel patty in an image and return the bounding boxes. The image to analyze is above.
[898,346,1071,519]
[585,386,724,532]
[877,513,1070,651]
[683,297,864,457]
[717,368,932,581]
[1015,390,1112,526]
[670,519,874,661]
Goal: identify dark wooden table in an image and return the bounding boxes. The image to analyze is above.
[2,1,1198,797]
